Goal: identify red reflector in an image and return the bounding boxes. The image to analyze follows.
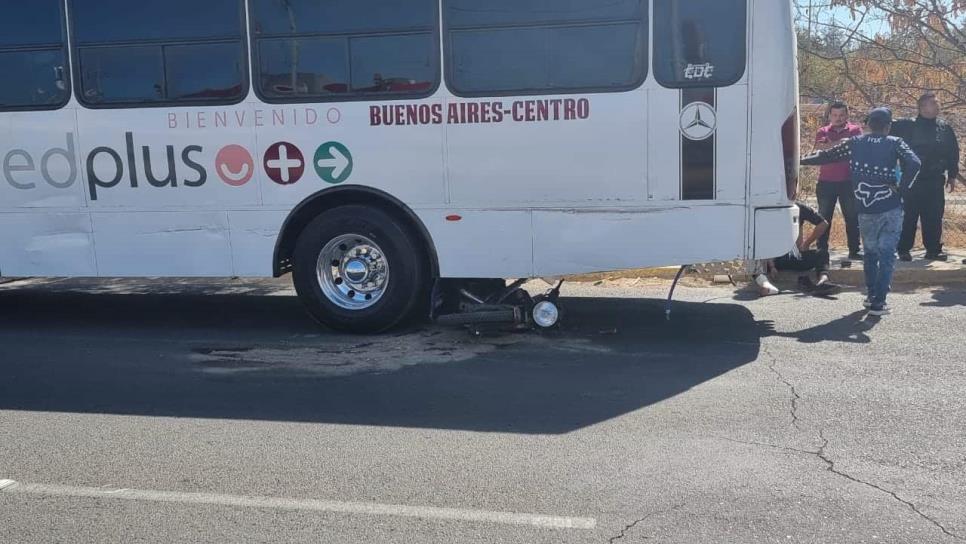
[781,107,800,200]
[446,214,462,222]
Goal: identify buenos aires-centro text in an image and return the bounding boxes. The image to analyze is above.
[370,99,591,126]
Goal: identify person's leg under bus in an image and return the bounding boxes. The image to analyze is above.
[753,260,779,296]
[816,181,837,253]
[802,249,840,295]
[775,254,817,291]
[774,254,815,275]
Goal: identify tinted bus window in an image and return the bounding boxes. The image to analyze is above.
[72,1,242,44]
[249,0,439,102]
[251,0,435,35]
[79,47,163,103]
[0,1,69,110]
[446,0,641,27]
[445,0,647,96]
[166,44,245,101]
[653,0,747,88]
[71,0,246,107]
[0,1,65,47]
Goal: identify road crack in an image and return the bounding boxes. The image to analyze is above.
[762,345,804,431]
[725,346,965,541]
[607,504,684,543]
[813,430,964,541]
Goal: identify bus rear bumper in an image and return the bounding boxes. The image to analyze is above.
[753,206,798,260]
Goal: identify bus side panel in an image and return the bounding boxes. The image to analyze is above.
[228,210,286,277]
[646,90,682,201]
[0,212,96,277]
[747,0,797,207]
[0,108,93,277]
[76,108,260,209]
[74,106,255,277]
[257,101,446,209]
[91,211,233,277]
[532,205,745,276]
[445,92,646,207]
[715,85,750,202]
[0,110,86,209]
[416,209,533,278]
[754,206,799,260]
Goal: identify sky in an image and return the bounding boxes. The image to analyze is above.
[794,0,964,35]
[793,1,890,34]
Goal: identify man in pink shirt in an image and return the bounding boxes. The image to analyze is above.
[814,101,864,260]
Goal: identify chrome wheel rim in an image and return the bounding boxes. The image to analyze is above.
[316,234,389,310]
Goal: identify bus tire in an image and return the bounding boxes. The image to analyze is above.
[292,205,429,333]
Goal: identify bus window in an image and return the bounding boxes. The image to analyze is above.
[78,47,164,104]
[0,1,69,110]
[653,0,747,88]
[249,0,439,102]
[444,0,647,96]
[70,0,246,107]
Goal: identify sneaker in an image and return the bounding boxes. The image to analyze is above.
[812,282,841,296]
[848,251,863,260]
[898,252,913,262]
[863,299,872,309]
[756,275,779,297]
[925,252,949,262]
[868,304,891,316]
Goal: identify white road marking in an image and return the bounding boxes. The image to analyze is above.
[0,479,595,530]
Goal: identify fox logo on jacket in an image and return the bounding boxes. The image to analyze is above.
[855,182,895,208]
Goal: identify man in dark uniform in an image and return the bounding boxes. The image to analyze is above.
[891,93,961,262]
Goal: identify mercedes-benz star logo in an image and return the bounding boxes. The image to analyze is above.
[679,102,717,141]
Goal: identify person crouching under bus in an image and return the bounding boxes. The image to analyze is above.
[755,202,840,297]
[801,108,922,316]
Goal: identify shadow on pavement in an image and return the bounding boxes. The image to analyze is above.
[755,310,879,344]
[921,286,966,307]
[0,285,761,434]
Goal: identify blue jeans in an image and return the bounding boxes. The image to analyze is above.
[859,208,903,306]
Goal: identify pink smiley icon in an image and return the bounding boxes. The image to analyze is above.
[215,145,255,187]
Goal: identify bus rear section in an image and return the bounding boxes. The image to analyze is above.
[435,0,799,280]
[747,0,802,262]
[0,0,799,333]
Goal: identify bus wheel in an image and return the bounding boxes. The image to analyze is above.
[292,205,428,333]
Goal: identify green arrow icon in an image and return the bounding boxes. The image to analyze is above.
[314,141,353,184]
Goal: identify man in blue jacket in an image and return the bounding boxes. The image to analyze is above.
[801,108,921,316]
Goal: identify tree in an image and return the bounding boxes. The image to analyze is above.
[798,0,965,111]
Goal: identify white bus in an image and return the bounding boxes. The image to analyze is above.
[0,0,800,332]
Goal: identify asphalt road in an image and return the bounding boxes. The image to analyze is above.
[1,277,964,543]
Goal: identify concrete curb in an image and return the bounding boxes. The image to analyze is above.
[568,260,966,286]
